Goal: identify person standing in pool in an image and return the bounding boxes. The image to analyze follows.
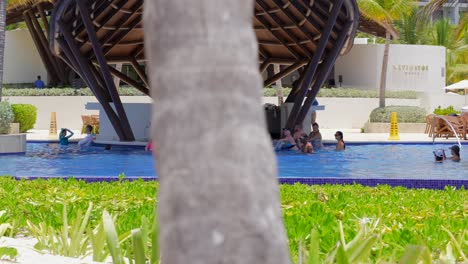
[308,123,324,150]
[335,131,345,151]
[433,149,446,163]
[275,129,298,151]
[59,128,74,145]
[78,125,95,147]
[448,145,461,161]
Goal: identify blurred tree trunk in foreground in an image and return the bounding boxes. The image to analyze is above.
[144,1,291,263]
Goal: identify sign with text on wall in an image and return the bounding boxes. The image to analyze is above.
[391,64,430,91]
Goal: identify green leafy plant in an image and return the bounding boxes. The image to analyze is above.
[0,101,14,134]
[0,178,465,262]
[2,87,145,96]
[11,104,37,132]
[369,106,427,123]
[262,88,418,99]
[0,247,18,261]
[433,105,461,116]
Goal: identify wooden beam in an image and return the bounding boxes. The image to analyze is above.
[27,10,67,84]
[263,61,306,87]
[106,64,150,96]
[77,0,135,141]
[256,0,312,58]
[61,26,128,141]
[101,15,142,56]
[270,0,320,51]
[129,57,149,87]
[254,14,301,59]
[23,12,59,85]
[295,21,353,125]
[288,0,338,40]
[285,0,344,129]
[259,59,271,74]
[86,0,142,57]
[37,3,50,36]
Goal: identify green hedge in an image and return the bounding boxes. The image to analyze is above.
[263,88,418,99]
[0,101,14,134]
[2,87,145,96]
[370,106,427,123]
[433,105,460,115]
[3,87,418,98]
[11,104,37,132]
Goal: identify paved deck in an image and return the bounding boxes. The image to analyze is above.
[25,129,464,144]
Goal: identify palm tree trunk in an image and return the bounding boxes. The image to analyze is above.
[144,1,291,264]
[379,30,391,108]
[0,0,6,102]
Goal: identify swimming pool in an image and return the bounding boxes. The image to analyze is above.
[1,143,467,182]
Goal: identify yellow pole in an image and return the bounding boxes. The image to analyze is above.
[49,112,57,137]
[388,112,400,140]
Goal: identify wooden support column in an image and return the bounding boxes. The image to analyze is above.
[129,58,149,87]
[27,10,67,84]
[23,11,59,85]
[295,21,352,125]
[113,63,123,88]
[274,64,284,106]
[61,26,128,141]
[285,65,306,102]
[285,0,344,129]
[37,4,50,36]
[76,0,135,141]
[107,64,150,96]
[259,59,271,74]
[263,60,306,87]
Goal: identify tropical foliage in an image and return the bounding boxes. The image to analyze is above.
[357,0,415,108]
[362,2,468,85]
[369,106,427,123]
[0,178,465,262]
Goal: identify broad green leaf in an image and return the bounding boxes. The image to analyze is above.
[0,247,18,260]
[103,210,123,264]
[132,228,146,264]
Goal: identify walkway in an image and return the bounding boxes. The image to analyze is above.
[26,129,462,144]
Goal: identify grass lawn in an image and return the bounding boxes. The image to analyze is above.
[0,177,465,262]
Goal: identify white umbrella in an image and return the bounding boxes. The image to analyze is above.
[443,80,468,107]
[443,80,468,90]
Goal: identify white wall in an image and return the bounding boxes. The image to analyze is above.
[265,97,421,129]
[335,44,446,94]
[4,96,152,130]
[4,96,421,132]
[3,29,48,84]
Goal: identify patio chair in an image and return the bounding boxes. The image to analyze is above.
[437,116,466,139]
[433,116,453,138]
[459,113,468,139]
[90,115,100,134]
[425,114,435,137]
[81,115,92,134]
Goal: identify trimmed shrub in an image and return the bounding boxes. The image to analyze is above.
[263,88,418,99]
[2,87,145,96]
[369,106,427,123]
[433,105,460,115]
[11,104,37,132]
[0,101,14,134]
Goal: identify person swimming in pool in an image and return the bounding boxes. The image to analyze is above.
[308,122,324,150]
[275,129,298,151]
[335,131,345,151]
[59,128,74,145]
[448,145,461,162]
[433,149,446,163]
[301,135,314,154]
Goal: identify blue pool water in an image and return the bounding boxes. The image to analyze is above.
[0,143,467,180]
